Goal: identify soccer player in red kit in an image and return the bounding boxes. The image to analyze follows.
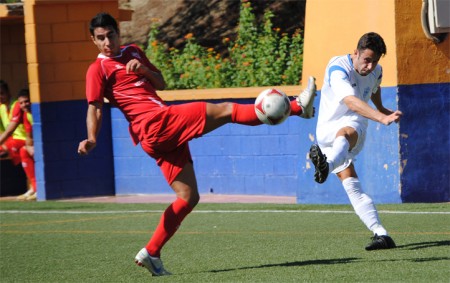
[78,12,316,276]
[0,88,37,200]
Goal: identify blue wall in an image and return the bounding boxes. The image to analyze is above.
[111,98,315,196]
[297,87,402,204]
[34,84,448,203]
[398,83,450,202]
[110,88,402,204]
[33,101,115,200]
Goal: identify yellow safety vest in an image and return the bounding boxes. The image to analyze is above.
[0,101,27,140]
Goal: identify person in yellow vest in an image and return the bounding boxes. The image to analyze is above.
[0,81,27,162]
[0,84,36,200]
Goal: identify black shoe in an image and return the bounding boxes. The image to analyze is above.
[309,144,329,183]
[365,234,396,251]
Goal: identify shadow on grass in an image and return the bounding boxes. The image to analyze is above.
[396,240,450,250]
[410,256,450,262]
[209,257,360,273]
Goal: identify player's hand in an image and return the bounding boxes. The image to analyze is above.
[382,110,403,125]
[78,139,96,156]
[126,59,147,75]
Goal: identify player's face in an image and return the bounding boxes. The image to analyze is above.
[353,48,381,76]
[91,27,121,57]
[18,96,31,113]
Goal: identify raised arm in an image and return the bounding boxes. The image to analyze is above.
[343,88,402,126]
[78,101,103,155]
[126,59,166,90]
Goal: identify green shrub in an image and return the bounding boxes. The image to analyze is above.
[145,0,303,90]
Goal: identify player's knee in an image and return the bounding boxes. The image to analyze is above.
[181,191,199,208]
[189,193,200,208]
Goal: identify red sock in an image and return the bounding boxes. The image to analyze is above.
[232,101,302,125]
[145,198,193,257]
[231,103,262,125]
[290,99,303,116]
[20,147,36,192]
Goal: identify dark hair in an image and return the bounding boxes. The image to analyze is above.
[17,88,30,98]
[0,80,10,94]
[89,12,119,36]
[357,32,387,57]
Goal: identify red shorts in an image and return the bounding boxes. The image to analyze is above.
[4,137,26,165]
[133,102,207,184]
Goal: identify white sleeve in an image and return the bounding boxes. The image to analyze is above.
[329,68,356,103]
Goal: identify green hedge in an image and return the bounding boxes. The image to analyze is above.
[145,0,303,90]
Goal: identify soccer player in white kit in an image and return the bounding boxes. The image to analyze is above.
[309,32,402,250]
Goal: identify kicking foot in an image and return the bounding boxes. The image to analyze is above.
[309,144,329,183]
[365,234,396,251]
[296,76,317,118]
[134,248,171,276]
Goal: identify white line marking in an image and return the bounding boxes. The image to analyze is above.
[0,210,449,215]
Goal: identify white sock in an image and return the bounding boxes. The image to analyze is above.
[342,177,388,236]
[327,136,350,172]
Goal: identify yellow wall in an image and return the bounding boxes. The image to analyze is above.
[395,0,449,85]
[302,0,449,89]
[24,0,121,103]
[302,0,397,89]
[5,0,448,104]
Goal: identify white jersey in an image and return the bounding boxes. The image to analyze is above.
[316,54,382,147]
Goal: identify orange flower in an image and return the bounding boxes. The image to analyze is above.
[207,48,214,53]
[151,41,158,47]
[184,33,194,40]
[242,62,250,67]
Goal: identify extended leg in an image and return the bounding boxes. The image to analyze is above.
[135,162,198,276]
[338,166,396,250]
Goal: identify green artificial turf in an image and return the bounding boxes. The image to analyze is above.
[1,201,449,282]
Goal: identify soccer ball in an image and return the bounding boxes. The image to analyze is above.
[254,88,291,125]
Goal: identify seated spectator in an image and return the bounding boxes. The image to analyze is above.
[0,86,36,200]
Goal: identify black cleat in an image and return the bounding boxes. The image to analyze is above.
[309,144,329,183]
[365,234,396,251]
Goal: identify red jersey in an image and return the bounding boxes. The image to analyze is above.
[11,103,32,135]
[10,102,23,124]
[86,44,166,126]
[23,111,32,135]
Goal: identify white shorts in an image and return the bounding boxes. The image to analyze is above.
[317,120,367,174]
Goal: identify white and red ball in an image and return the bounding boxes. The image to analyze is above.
[254,88,291,125]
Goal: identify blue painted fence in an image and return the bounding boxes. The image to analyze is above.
[32,84,448,203]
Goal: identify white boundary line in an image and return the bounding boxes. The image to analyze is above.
[0,210,449,215]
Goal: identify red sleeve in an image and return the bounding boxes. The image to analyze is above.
[86,60,106,104]
[10,102,23,123]
[23,113,32,134]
